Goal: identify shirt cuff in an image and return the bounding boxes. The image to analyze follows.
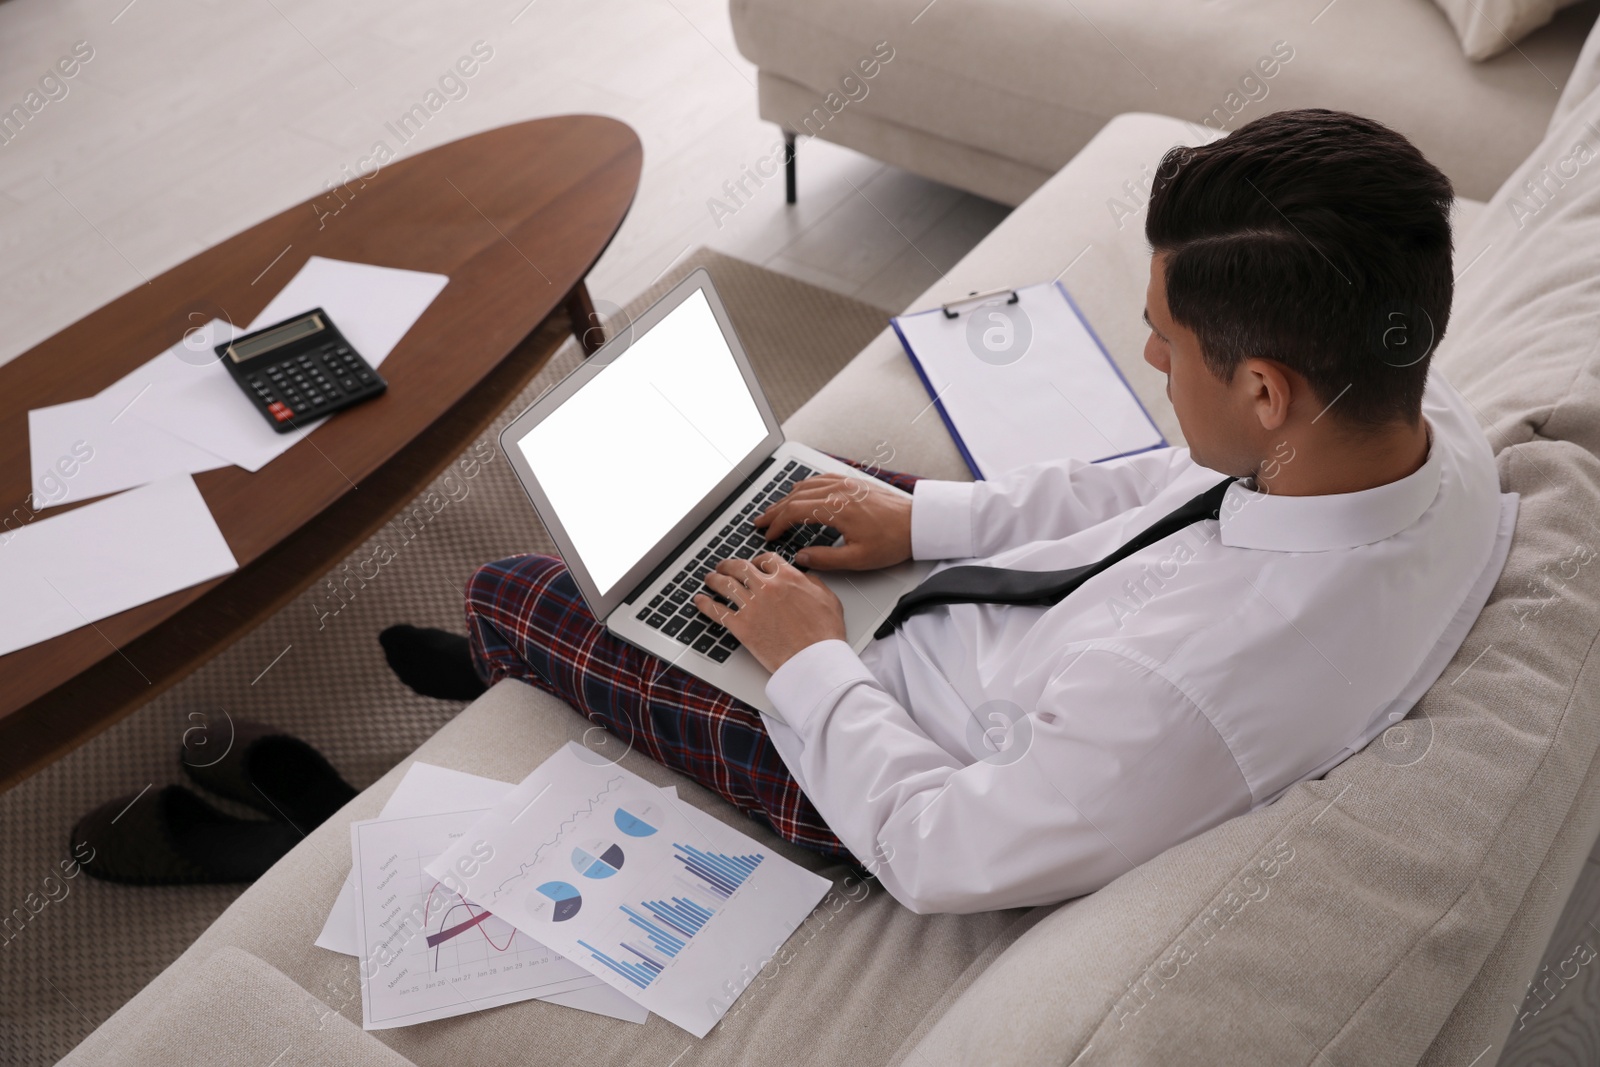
[910,480,977,561]
[764,639,880,733]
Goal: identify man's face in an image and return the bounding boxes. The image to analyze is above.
[1142,253,1254,474]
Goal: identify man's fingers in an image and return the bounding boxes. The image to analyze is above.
[757,488,838,535]
[717,556,785,583]
[704,570,752,607]
[756,475,856,521]
[762,500,855,542]
[752,551,787,575]
[792,541,866,571]
[692,593,736,625]
[789,473,848,494]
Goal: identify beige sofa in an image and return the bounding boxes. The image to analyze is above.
[730,0,1600,205]
[63,22,1600,1067]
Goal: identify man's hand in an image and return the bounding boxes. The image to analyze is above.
[755,473,912,571]
[692,553,845,673]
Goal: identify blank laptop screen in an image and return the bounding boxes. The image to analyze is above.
[514,288,769,596]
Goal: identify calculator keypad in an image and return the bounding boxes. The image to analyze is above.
[240,340,383,428]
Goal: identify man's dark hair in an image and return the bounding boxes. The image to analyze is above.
[1145,108,1454,427]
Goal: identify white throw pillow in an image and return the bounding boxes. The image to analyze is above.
[1432,0,1584,60]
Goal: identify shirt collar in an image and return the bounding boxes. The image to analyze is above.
[1217,425,1441,553]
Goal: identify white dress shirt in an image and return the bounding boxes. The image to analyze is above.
[762,373,1517,914]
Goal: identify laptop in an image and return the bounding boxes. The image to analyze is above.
[499,268,931,716]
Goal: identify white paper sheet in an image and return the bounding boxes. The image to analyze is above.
[0,475,238,657]
[28,395,228,507]
[892,280,1166,478]
[318,763,517,955]
[352,808,606,1030]
[320,762,651,1024]
[26,323,235,507]
[126,258,449,472]
[427,744,831,1038]
[250,256,450,364]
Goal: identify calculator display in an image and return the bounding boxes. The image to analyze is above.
[227,313,324,363]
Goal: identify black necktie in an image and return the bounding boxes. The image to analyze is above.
[875,476,1237,639]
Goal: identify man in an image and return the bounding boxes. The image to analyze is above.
[383,109,1514,915]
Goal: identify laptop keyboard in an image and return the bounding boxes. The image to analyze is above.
[633,460,839,663]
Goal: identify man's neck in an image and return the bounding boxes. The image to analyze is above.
[1255,417,1432,497]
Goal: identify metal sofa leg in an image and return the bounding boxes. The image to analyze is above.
[784,132,797,204]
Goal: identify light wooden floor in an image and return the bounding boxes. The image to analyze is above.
[0,0,1009,373]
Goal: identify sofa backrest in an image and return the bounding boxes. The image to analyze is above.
[1551,14,1600,133]
[893,81,1600,1066]
[1436,55,1600,456]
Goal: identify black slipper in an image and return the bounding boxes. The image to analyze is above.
[73,785,302,886]
[378,624,488,700]
[181,719,357,833]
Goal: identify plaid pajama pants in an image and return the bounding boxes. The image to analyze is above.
[464,458,920,862]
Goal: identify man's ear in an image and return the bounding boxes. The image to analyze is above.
[1238,357,1293,433]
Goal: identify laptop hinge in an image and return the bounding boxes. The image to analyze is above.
[620,455,778,608]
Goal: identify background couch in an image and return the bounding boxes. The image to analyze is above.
[730,0,1600,205]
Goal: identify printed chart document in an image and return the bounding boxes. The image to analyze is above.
[0,474,238,657]
[321,761,648,1024]
[351,807,606,1030]
[426,744,831,1037]
[127,258,449,471]
[320,763,516,956]
[892,280,1165,478]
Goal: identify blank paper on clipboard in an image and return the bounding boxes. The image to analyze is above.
[891,281,1165,479]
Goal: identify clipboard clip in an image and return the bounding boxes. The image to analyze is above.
[941,287,1020,319]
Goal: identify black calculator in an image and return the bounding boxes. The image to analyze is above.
[214,308,387,432]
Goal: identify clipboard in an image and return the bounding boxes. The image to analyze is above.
[890,281,1166,479]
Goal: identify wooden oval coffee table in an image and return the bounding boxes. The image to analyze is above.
[0,115,641,789]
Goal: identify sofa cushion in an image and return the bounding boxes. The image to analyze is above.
[895,436,1600,1065]
[1437,75,1600,457]
[60,946,415,1067]
[1433,0,1586,59]
[731,0,1595,203]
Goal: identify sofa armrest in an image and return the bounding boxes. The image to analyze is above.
[59,946,416,1067]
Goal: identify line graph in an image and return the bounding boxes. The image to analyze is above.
[421,883,518,971]
[409,857,548,982]
[487,775,625,904]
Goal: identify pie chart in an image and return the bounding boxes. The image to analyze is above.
[614,804,659,838]
[534,881,583,922]
[572,842,626,879]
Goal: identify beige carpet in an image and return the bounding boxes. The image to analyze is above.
[0,250,892,1066]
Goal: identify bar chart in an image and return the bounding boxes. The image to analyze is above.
[578,844,765,989]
